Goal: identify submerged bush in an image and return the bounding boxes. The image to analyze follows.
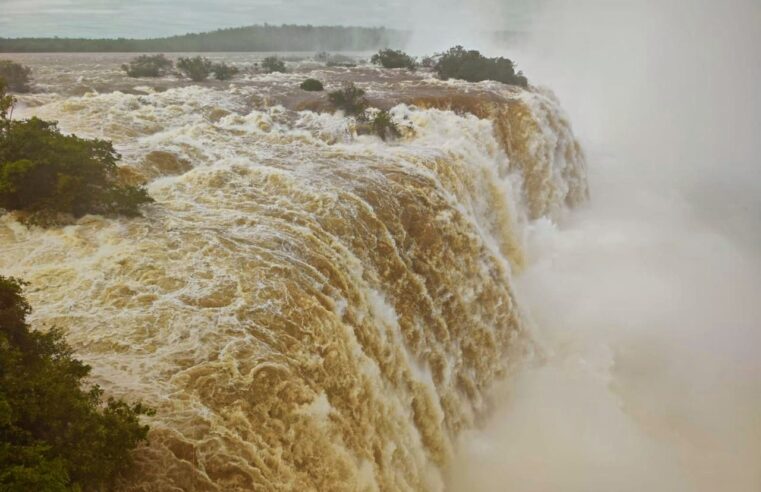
[328,83,368,116]
[0,81,153,222]
[370,49,416,70]
[177,56,214,82]
[434,46,528,87]
[0,60,32,93]
[300,78,324,92]
[0,276,153,490]
[121,54,173,78]
[369,110,401,141]
[261,56,286,73]
[211,62,239,81]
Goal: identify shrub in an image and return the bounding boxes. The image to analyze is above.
[328,83,368,116]
[0,82,153,221]
[177,56,213,82]
[121,54,173,78]
[371,49,416,70]
[300,78,324,92]
[0,60,32,93]
[261,56,286,73]
[434,46,528,87]
[0,276,153,490]
[211,62,239,81]
[369,110,401,141]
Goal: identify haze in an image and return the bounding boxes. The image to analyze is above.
[0,0,532,38]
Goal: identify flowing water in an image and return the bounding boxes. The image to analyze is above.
[0,54,587,490]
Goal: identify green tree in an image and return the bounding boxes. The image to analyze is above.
[0,276,152,491]
[176,56,213,81]
[434,46,528,87]
[0,81,153,223]
[261,56,286,73]
[370,49,416,70]
[0,61,32,93]
[121,54,173,78]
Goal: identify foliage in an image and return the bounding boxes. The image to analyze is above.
[300,78,324,92]
[176,56,213,81]
[0,61,32,93]
[370,49,416,70]
[434,46,528,87]
[211,62,239,81]
[369,110,401,141]
[328,83,368,116]
[0,83,153,221]
[121,54,173,78]
[0,25,410,53]
[420,56,435,69]
[0,276,152,491]
[261,56,286,73]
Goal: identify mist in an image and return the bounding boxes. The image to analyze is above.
[447,0,761,491]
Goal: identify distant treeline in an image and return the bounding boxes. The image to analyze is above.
[0,24,410,53]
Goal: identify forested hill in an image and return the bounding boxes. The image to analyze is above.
[0,24,409,52]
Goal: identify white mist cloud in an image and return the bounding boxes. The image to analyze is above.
[449,1,761,491]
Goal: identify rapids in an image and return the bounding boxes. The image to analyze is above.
[0,54,586,491]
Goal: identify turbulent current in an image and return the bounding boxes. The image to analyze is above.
[0,54,587,491]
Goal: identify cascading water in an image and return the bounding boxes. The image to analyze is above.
[0,54,587,491]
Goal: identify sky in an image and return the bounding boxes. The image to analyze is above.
[0,0,534,38]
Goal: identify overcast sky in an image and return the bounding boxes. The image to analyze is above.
[0,0,534,38]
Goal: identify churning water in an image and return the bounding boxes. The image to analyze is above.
[0,53,587,490]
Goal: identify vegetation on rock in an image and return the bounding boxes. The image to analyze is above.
[121,54,173,78]
[0,81,153,224]
[434,46,528,87]
[177,56,214,81]
[0,61,32,93]
[328,83,368,116]
[0,275,152,490]
[211,62,239,81]
[300,78,324,92]
[369,110,401,141]
[371,49,416,70]
[261,56,286,73]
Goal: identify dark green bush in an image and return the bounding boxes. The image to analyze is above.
[211,62,239,81]
[0,61,32,93]
[370,49,416,70]
[176,56,213,82]
[434,46,528,87]
[370,110,401,141]
[0,81,153,222]
[121,54,173,78]
[0,276,152,490]
[300,78,324,92]
[328,83,368,116]
[261,56,286,73]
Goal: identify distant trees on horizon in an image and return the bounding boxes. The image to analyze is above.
[0,24,409,53]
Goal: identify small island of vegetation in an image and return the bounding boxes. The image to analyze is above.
[0,80,153,225]
[371,49,416,70]
[433,46,528,87]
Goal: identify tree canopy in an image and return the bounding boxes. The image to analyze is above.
[0,80,153,224]
[0,276,152,490]
[371,49,416,70]
[434,46,528,87]
[0,61,32,93]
